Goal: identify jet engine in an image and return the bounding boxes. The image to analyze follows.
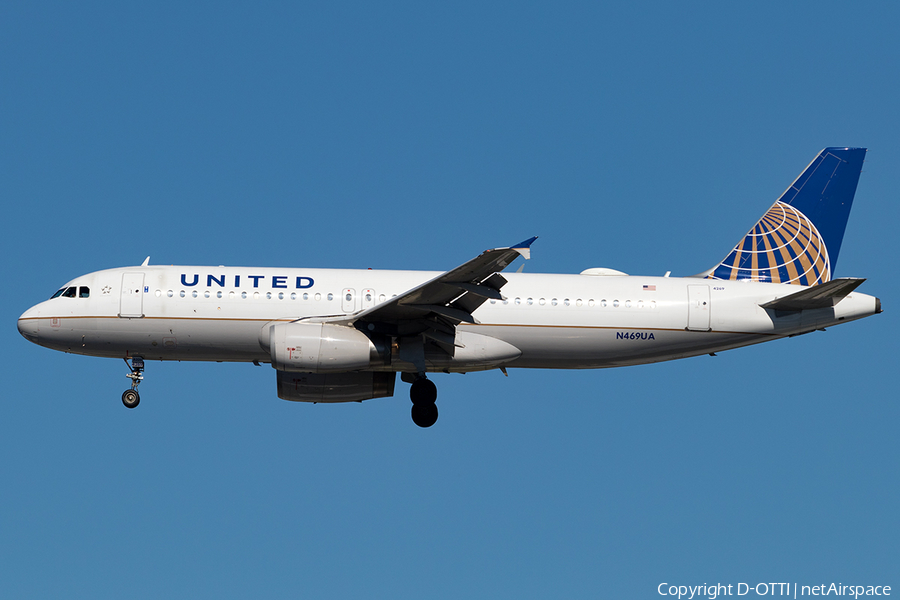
[265,322,387,373]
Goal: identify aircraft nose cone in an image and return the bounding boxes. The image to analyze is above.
[17,309,39,342]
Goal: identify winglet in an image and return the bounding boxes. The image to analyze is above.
[141,256,150,267]
[511,236,538,260]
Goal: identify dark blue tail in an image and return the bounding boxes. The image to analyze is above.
[704,147,866,286]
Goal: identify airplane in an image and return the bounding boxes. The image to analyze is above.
[17,147,881,427]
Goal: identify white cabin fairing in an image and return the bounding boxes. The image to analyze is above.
[16,265,880,368]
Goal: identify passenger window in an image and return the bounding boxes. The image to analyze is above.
[62,287,77,298]
[79,287,90,298]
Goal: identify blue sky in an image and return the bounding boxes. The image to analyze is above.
[2,2,898,598]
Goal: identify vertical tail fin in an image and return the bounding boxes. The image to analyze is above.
[703,147,866,286]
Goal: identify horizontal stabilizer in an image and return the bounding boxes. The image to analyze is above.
[760,278,865,312]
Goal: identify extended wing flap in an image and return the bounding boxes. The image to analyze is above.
[760,277,865,312]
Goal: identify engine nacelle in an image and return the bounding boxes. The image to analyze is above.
[276,370,396,403]
[268,322,382,373]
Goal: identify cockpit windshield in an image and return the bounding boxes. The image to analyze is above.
[50,286,86,299]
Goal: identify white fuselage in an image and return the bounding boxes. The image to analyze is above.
[17,265,879,371]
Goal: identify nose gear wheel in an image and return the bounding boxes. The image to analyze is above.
[122,389,140,408]
[122,357,144,409]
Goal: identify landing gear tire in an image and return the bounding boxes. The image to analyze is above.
[411,402,438,428]
[410,378,437,404]
[122,389,140,409]
[409,377,438,427]
[122,357,144,409]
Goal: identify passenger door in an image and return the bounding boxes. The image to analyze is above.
[687,285,710,331]
[119,273,145,318]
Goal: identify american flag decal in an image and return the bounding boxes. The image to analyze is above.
[642,284,656,291]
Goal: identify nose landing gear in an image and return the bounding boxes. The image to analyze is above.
[409,375,438,428]
[122,357,144,409]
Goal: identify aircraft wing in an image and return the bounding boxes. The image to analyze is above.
[760,277,866,312]
[301,237,535,364]
[351,237,536,328]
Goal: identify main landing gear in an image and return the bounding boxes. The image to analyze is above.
[409,375,438,428]
[122,357,144,409]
